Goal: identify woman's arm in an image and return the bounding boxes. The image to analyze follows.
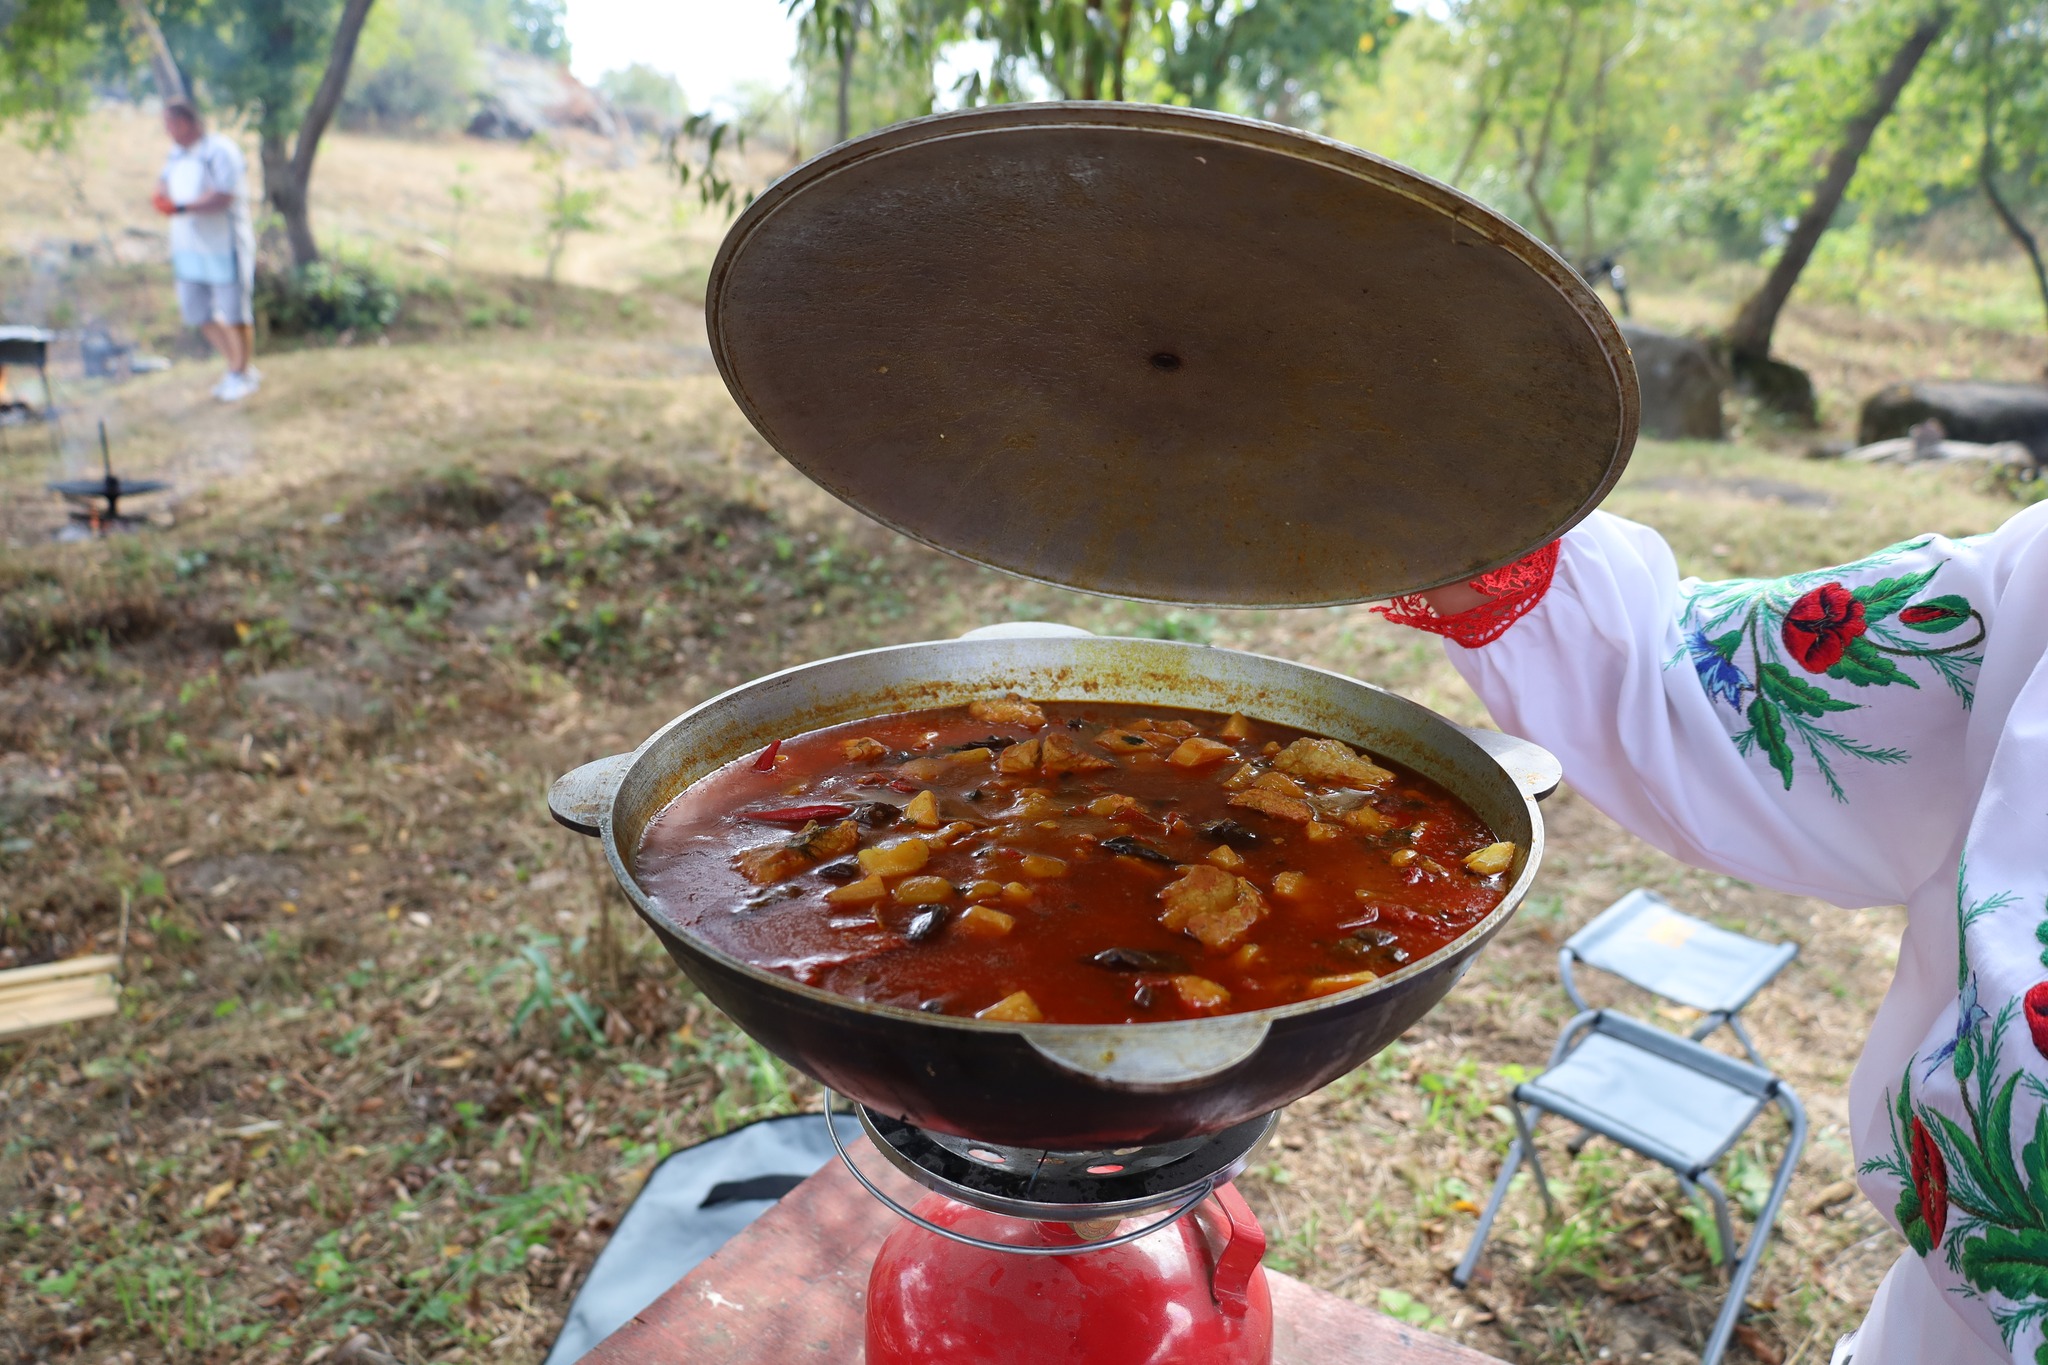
[1387,511,2027,907]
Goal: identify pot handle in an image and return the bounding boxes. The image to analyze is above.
[549,752,636,837]
[1025,1017,1271,1089]
[1454,725,1562,802]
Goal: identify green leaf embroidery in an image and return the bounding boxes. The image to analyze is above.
[1899,594,1973,634]
[1747,698,1795,789]
[2021,1106,2048,1228]
[1709,629,1742,660]
[1829,636,1920,689]
[1854,567,1941,622]
[1961,1227,2048,1301]
[1981,1076,2040,1228]
[2036,919,2048,969]
[1898,1183,1933,1256]
[1758,662,1861,716]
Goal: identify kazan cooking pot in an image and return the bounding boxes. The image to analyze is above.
[551,626,1559,1149]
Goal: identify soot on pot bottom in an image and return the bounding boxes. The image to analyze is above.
[633,700,1516,1026]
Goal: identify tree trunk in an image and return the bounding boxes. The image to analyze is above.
[1726,10,1949,365]
[1981,145,2048,339]
[834,0,868,145]
[115,0,188,103]
[262,0,376,267]
[1111,0,1136,101]
[1516,8,1578,249]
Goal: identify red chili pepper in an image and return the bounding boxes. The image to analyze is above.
[741,804,854,826]
[887,777,922,794]
[752,739,782,773]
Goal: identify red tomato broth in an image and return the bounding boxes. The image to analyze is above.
[633,702,1513,1025]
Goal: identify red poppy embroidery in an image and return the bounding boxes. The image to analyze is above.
[1900,603,1964,626]
[1909,1115,1949,1248]
[1375,542,1560,649]
[1781,582,1868,673]
[2025,983,2048,1060]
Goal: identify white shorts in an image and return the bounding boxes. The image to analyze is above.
[177,277,252,328]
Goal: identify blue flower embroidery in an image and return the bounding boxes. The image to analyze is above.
[1686,628,1746,711]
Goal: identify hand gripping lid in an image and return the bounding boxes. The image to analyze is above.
[705,103,1637,608]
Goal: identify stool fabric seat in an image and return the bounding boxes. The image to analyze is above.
[1565,888,1798,1018]
[1516,1022,1770,1178]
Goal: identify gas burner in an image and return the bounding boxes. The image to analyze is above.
[858,1106,1277,1222]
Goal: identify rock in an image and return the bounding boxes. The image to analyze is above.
[1859,380,2048,462]
[467,47,621,142]
[1619,324,1726,440]
[1843,436,2034,467]
[1731,352,1818,427]
[240,668,379,724]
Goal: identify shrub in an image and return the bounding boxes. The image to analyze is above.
[257,260,401,337]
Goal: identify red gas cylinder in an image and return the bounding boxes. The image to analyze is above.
[865,1182,1273,1365]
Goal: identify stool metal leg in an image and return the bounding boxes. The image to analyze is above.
[1694,1172,1737,1270]
[1698,1086,1808,1365]
[1453,1102,1552,1289]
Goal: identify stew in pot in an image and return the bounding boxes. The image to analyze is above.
[634,700,1516,1025]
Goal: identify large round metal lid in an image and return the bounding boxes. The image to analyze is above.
[706,103,1637,608]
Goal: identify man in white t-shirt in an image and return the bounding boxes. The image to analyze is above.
[155,100,260,402]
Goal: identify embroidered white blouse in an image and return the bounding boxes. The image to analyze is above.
[1433,506,2048,1364]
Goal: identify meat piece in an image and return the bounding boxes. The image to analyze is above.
[1131,718,1200,738]
[1250,771,1306,797]
[969,697,1048,729]
[1169,976,1232,1010]
[898,749,994,782]
[1159,865,1268,950]
[1340,805,1393,835]
[1097,728,1178,754]
[840,736,890,763]
[1039,731,1116,775]
[1167,737,1237,768]
[1272,738,1394,789]
[735,819,859,885]
[1227,786,1316,824]
[996,738,1042,774]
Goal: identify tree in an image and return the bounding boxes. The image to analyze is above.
[1968,0,2048,335]
[0,0,102,147]
[1725,5,1951,402]
[787,0,874,144]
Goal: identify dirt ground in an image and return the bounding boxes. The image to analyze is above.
[3,109,2045,1365]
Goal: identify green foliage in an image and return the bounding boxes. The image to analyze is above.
[534,141,605,282]
[256,257,401,336]
[0,0,100,148]
[598,62,687,134]
[486,932,605,1046]
[340,0,481,132]
[505,0,567,62]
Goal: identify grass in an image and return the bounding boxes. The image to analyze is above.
[2,105,2044,1364]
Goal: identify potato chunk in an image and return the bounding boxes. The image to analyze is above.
[1131,718,1200,738]
[893,876,954,905]
[1251,770,1307,797]
[1039,732,1116,775]
[840,736,890,763]
[1306,970,1379,997]
[996,738,1042,774]
[969,697,1049,729]
[1018,853,1068,879]
[1159,865,1267,950]
[858,838,931,878]
[1272,737,1394,789]
[977,990,1043,1022]
[1463,841,1517,876]
[1219,713,1254,740]
[1304,821,1341,842]
[1227,786,1316,824]
[1169,975,1232,1010]
[903,789,941,828]
[1168,737,1237,768]
[955,904,1016,937]
[1206,844,1246,870]
[1271,871,1310,899]
[824,875,887,905]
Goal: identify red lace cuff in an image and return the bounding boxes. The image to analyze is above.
[1373,541,1561,648]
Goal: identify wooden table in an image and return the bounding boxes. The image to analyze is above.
[586,1138,1505,1363]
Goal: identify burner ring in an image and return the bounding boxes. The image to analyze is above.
[845,1097,1277,1222]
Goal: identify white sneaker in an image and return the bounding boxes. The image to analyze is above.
[210,372,236,398]
[216,372,254,403]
